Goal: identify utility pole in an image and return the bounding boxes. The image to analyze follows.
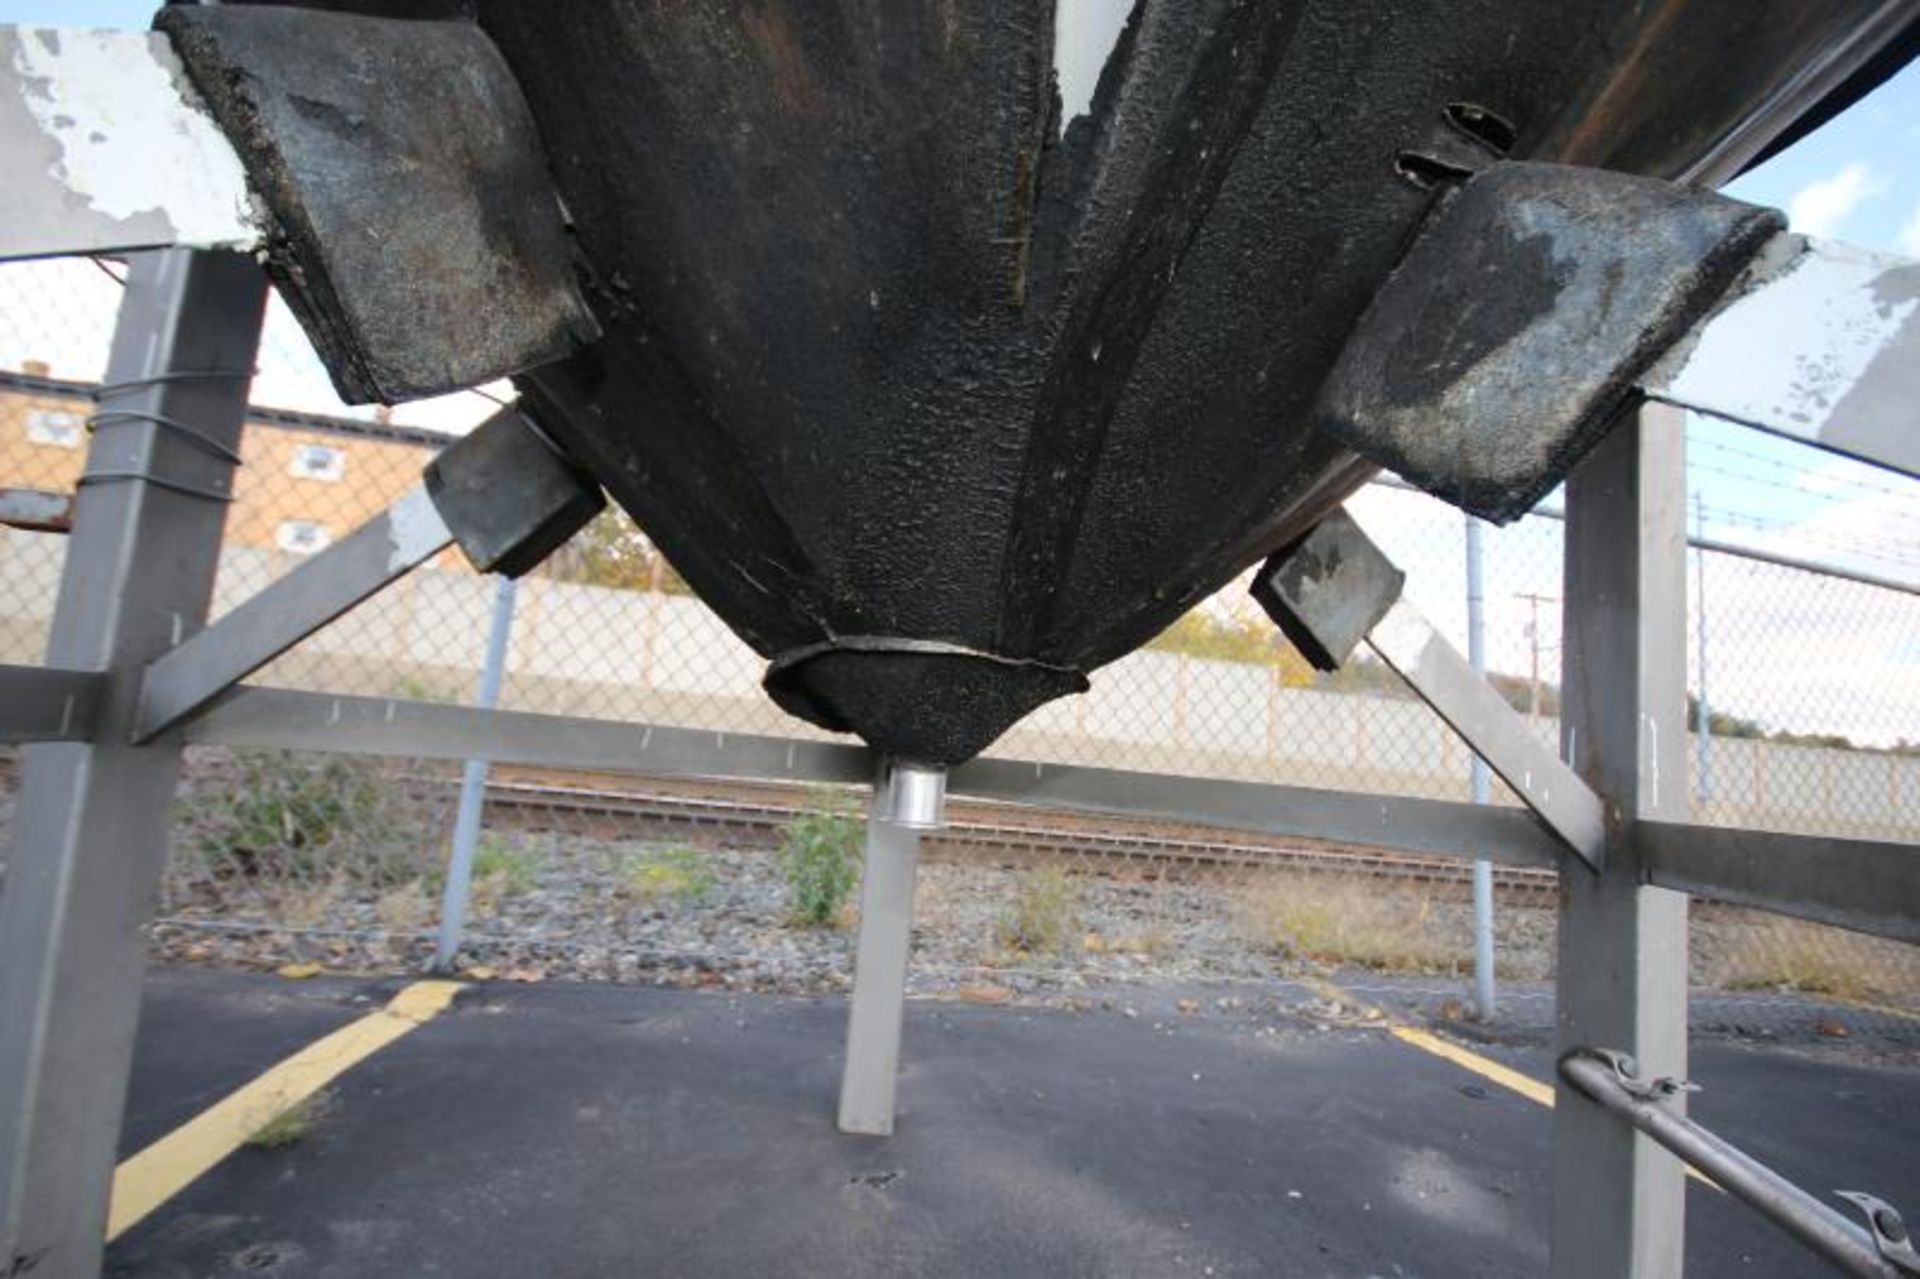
[1694,492,1713,805]
[1516,591,1560,727]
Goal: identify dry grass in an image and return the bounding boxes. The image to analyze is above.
[1235,873,1464,974]
[1703,911,1920,1004]
[615,846,718,910]
[277,876,345,930]
[373,879,434,933]
[997,866,1083,958]
[467,838,543,918]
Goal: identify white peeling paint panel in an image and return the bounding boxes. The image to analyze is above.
[1650,236,1919,474]
[1,26,258,258]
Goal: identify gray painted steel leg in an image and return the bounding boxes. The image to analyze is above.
[434,575,519,970]
[0,250,266,1278]
[1551,403,1692,1279]
[837,763,942,1137]
[1464,514,1496,1020]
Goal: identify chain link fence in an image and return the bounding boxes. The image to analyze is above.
[1,256,1916,1053]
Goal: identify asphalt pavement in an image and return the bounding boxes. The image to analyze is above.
[107,969,1920,1278]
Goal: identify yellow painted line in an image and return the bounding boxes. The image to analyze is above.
[1391,1025,1557,1107]
[107,980,462,1241]
[1299,974,1559,1108]
[1304,974,1717,1189]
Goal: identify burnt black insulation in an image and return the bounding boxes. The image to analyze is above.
[166,1,1917,764]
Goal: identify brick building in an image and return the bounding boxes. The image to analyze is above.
[0,363,467,569]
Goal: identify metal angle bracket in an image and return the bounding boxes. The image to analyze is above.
[423,406,605,578]
[1249,507,1404,672]
[1252,508,1608,869]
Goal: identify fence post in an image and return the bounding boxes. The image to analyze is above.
[1694,491,1713,806]
[1464,514,1497,1019]
[434,574,519,970]
[1551,402,1690,1279]
[0,250,266,1278]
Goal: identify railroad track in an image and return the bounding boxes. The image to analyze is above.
[474,778,1562,900]
[15,748,1556,900]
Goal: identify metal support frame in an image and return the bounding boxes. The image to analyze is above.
[1252,504,1607,869]
[1551,402,1692,1279]
[838,761,946,1136]
[0,666,103,745]
[160,684,1568,868]
[1464,514,1498,1019]
[1636,821,1920,947]
[1367,598,1607,869]
[0,249,1906,1276]
[1561,1050,1920,1278]
[0,250,267,1279]
[133,486,451,741]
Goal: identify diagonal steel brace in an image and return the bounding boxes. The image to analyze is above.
[132,406,601,743]
[1252,508,1608,870]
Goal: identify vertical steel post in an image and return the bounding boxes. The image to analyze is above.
[0,250,267,1279]
[1693,492,1713,806]
[1465,514,1497,1019]
[1551,403,1691,1279]
[837,761,944,1137]
[433,574,518,970]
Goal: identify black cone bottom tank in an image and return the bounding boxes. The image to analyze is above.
[236,0,1917,765]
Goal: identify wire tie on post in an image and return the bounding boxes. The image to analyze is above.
[76,472,234,504]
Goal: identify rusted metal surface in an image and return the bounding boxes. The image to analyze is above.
[156,7,599,404]
[0,487,72,534]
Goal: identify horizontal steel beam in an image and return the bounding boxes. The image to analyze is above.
[1638,820,1920,947]
[950,756,1563,869]
[1367,599,1607,870]
[0,665,104,744]
[187,685,878,785]
[185,686,1566,869]
[1646,234,1920,480]
[134,488,451,742]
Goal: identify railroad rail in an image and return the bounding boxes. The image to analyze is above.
[472,776,1563,901]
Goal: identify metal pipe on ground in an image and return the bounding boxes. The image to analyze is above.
[1560,1049,1920,1279]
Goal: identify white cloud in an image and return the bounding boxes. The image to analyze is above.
[1899,203,1920,259]
[1785,162,1884,237]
